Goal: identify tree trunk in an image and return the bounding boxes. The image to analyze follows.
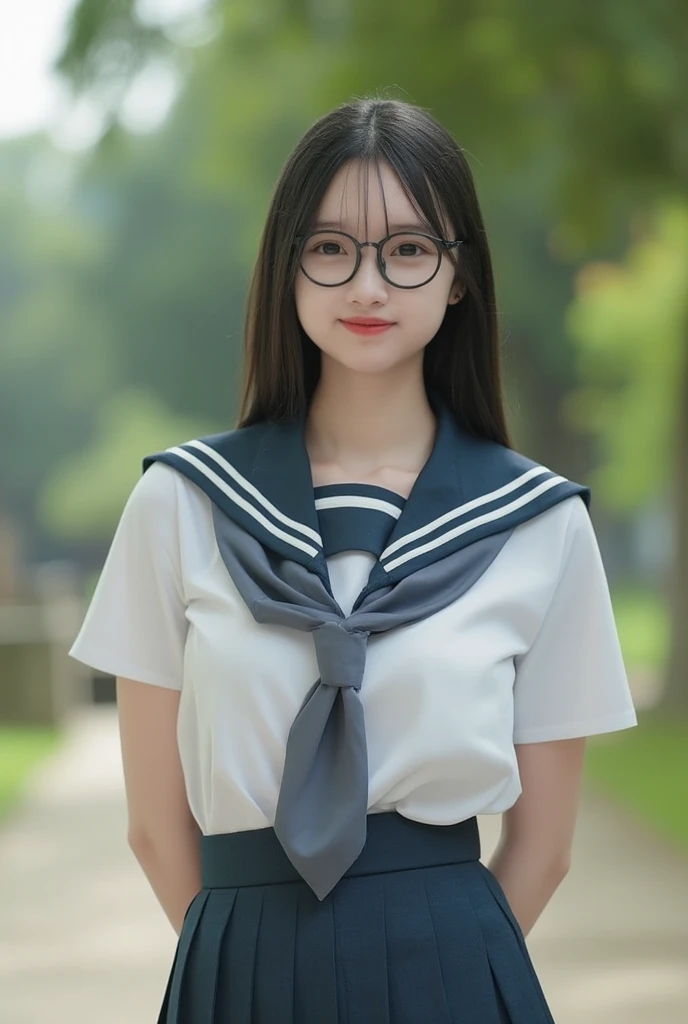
[656,334,688,715]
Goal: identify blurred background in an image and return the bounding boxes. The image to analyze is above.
[0,1,686,1022]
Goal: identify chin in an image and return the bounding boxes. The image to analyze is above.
[313,336,426,377]
[335,355,412,376]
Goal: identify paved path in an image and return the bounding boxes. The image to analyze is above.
[0,706,686,1023]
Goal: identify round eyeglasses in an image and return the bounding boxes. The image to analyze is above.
[295,230,466,289]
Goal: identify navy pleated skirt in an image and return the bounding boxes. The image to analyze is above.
[157,812,556,1023]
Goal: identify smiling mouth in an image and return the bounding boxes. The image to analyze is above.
[340,320,396,335]
[341,318,395,326]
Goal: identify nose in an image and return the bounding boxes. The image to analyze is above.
[344,244,388,305]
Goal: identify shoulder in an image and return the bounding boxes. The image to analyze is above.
[128,456,211,529]
[509,490,592,566]
[122,459,180,520]
[497,441,591,514]
[506,490,609,630]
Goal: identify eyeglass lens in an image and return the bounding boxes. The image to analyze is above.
[300,231,443,287]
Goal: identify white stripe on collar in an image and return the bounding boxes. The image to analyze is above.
[168,444,323,557]
[382,472,567,572]
[314,494,403,519]
[382,465,552,561]
[184,440,322,544]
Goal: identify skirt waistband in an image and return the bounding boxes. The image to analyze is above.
[201,812,481,889]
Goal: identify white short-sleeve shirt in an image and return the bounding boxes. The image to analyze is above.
[69,458,638,837]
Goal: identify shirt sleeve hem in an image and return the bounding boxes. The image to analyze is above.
[513,708,638,744]
[68,646,182,691]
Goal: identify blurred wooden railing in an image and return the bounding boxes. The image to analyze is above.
[0,563,91,726]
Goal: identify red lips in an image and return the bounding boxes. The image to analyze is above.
[340,319,396,336]
[341,317,395,325]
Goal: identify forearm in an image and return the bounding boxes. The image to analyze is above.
[487,839,569,938]
[129,821,203,936]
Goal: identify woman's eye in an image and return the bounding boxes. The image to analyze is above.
[394,243,426,257]
[318,242,343,255]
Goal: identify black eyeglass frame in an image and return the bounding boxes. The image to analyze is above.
[294,230,467,289]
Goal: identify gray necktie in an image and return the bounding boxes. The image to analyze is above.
[212,506,513,901]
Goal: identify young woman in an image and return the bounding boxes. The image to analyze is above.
[69,97,637,1023]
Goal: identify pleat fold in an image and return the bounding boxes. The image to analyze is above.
[294,882,339,1021]
[217,885,265,1019]
[160,889,210,1024]
[471,863,556,1023]
[332,873,391,1023]
[381,870,453,1024]
[191,889,238,1024]
[156,937,179,1024]
[423,864,504,1023]
[252,882,299,1022]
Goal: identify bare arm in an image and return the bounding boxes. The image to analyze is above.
[487,737,586,937]
[117,677,202,935]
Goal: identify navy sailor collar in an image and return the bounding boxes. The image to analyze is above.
[143,396,591,603]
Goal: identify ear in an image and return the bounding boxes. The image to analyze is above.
[447,284,465,305]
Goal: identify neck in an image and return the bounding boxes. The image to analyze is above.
[304,359,437,481]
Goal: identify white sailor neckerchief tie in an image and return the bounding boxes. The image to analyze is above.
[143,396,591,901]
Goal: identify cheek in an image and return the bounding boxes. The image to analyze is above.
[425,269,458,326]
[408,285,453,333]
[294,277,325,331]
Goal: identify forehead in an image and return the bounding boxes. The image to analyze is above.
[314,159,426,235]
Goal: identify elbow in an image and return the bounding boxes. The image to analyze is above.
[511,840,572,886]
[498,826,573,880]
[128,826,157,860]
[552,851,572,883]
[127,814,201,859]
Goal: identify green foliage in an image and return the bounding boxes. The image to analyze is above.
[564,201,688,509]
[0,139,116,522]
[0,101,248,555]
[611,586,670,671]
[585,710,688,851]
[37,389,218,540]
[0,726,61,824]
[65,110,252,423]
[54,0,688,233]
[56,0,172,96]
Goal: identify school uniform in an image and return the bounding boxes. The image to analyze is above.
[69,393,638,1023]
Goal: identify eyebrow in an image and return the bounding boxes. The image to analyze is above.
[312,220,431,234]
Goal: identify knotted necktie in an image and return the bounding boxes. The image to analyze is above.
[212,506,513,900]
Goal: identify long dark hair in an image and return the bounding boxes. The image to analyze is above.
[237,96,513,449]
